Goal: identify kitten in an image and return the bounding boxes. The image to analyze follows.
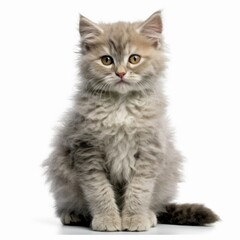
[44,11,219,231]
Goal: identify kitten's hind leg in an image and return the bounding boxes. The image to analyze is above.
[60,212,91,227]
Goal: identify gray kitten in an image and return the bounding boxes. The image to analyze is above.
[44,11,219,231]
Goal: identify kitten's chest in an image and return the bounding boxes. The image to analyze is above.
[104,128,138,183]
[101,103,138,182]
[80,95,159,182]
[85,97,143,133]
[102,102,137,130]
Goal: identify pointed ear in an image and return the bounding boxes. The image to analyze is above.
[137,11,162,47]
[79,15,103,43]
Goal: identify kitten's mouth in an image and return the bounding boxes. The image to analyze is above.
[116,79,129,85]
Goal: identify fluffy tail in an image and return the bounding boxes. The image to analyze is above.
[157,203,219,226]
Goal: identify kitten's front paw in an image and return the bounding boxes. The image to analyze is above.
[122,210,157,231]
[91,212,121,231]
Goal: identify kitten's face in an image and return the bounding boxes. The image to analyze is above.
[79,12,165,94]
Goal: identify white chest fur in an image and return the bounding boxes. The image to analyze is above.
[78,93,161,183]
[100,100,139,183]
[104,127,138,183]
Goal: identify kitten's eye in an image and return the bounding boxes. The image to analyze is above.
[129,54,141,64]
[101,55,114,65]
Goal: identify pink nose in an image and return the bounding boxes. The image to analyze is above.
[116,72,126,79]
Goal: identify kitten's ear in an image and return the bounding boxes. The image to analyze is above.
[79,15,103,43]
[137,11,162,47]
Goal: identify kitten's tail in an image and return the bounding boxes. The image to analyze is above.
[157,203,219,226]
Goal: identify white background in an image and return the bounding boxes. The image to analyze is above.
[0,0,240,239]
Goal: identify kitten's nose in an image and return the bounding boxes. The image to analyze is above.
[116,72,126,79]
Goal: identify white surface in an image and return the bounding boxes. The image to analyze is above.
[0,0,240,239]
[29,217,223,235]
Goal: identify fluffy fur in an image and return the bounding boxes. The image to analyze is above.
[44,11,219,231]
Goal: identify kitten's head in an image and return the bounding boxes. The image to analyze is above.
[79,11,166,95]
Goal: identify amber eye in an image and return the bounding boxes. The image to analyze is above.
[129,54,141,64]
[101,55,114,65]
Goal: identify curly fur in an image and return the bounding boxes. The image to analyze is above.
[43,11,219,231]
